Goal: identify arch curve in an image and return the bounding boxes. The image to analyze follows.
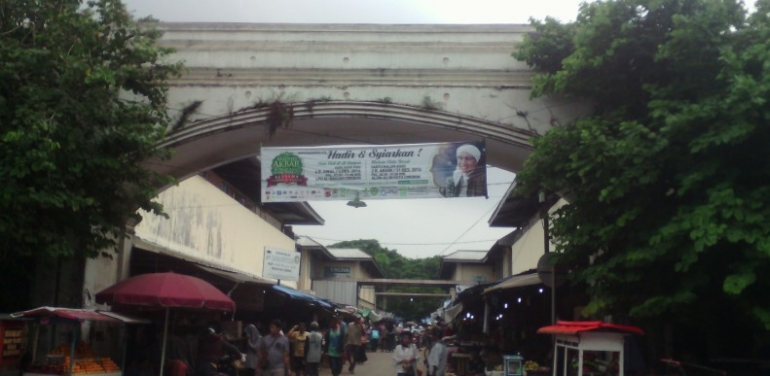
[153,101,537,180]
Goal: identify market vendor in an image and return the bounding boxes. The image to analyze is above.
[197,327,242,376]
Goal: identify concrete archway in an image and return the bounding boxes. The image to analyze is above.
[152,100,540,180]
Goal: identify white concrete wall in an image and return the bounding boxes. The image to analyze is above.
[359,285,376,309]
[511,198,569,274]
[158,23,589,142]
[457,264,496,283]
[298,248,312,291]
[133,175,297,287]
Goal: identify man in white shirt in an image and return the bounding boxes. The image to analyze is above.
[393,331,420,376]
[426,329,447,376]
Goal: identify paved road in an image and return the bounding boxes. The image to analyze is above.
[317,348,428,376]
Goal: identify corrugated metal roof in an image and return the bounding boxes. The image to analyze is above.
[327,248,372,260]
[443,250,488,262]
[296,235,324,248]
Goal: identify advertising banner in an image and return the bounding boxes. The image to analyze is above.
[262,247,301,281]
[260,141,486,203]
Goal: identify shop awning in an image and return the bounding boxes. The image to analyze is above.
[11,307,150,324]
[196,264,273,285]
[483,273,542,294]
[537,320,644,335]
[273,285,335,310]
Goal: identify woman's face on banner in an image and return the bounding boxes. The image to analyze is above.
[457,152,478,173]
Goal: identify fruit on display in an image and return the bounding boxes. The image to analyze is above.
[524,360,540,371]
[49,342,120,374]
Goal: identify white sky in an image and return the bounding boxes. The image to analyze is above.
[119,0,573,259]
[122,0,582,24]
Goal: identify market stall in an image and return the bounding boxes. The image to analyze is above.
[95,271,235,376]
[538,321,644,376]
[1,314,30,376]
[11,307,149,376]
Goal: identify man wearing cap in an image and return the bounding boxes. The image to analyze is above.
[305,322,324,376]
[442,144,486,197]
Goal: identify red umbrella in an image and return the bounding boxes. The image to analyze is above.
[95,271,235,311]
[95,272,235,376]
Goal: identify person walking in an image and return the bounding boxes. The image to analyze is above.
[426,329,447,376]
[244,324,261,376]
[325,318,345,376]
[387,324,397,352]
[305,322,324,376]
[288,323,309,376]
[257,320,290,376]
[393,332,420,376]
[344,318,364,374]
[370,325,380,352]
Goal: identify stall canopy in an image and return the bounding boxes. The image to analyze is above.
[537,321,645,336]
[483,272,542,294]
[272,285,335,310]
[538,321,644,376]
[95,272,235,376]
[11,307,150,324]
[95,271,235,311]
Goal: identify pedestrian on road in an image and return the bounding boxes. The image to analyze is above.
[345,318,364,374]
[393,331,420,376]
[288,323,309,376]
[370,326,380,352]
[325,318,344,376]
[305,322,323,376]
[244,324,261,376]
[426,329,447,376]
[257,320,291,376]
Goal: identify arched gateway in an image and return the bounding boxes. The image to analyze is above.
[152,23,587,179]
[78,23,588,330]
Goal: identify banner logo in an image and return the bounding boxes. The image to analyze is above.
[266,152,307,187]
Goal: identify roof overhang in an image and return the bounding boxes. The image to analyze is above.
[487,182,540,227]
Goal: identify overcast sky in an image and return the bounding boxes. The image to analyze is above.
[122,0,583,24]
[119,0,571,259]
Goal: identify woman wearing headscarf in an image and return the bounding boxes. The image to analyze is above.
[444,144,486,197]
[244,324,261,376]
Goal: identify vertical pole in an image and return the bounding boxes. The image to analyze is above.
[619,348,625,376]
[577,349,584,376]
[121,326,128,376]
[482,301,489,334]
[69,326,77,376]
[159,307,170,376]
[32,323,40,365]
[541,194,556,325]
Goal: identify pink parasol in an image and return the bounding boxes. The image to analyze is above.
[95,271,235,311]
[95,272,235,376]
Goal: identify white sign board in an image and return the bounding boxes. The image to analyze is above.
[263,247,300,281]
[261,141,487,202]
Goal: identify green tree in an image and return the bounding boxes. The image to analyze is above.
[0,0,181,261]
[513,0,770,358]
[329,239,445,320]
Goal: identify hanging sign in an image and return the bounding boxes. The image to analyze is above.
[263,248,301,281]
[260,141,487,202]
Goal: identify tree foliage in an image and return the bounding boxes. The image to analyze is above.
[0,0,181,261]
[513,0,770,333]
[329,239,445,321]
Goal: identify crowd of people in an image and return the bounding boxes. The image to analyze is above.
[136,317,464,376]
